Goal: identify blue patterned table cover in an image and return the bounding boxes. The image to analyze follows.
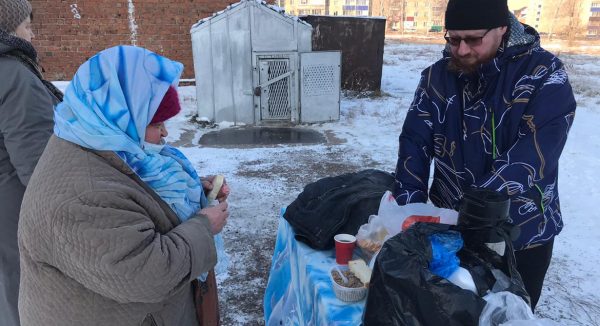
[264,210,365,326]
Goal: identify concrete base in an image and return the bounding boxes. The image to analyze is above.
[199,127,326,147]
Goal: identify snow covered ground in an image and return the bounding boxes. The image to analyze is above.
[55,40,600,325]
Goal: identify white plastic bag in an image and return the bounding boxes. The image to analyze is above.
[356,191,458,263]
[479,292,560,326]
[355,214,390,262]
[213,233,230,277]
[377,191,458,235]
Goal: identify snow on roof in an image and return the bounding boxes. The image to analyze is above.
[191,0,312,31]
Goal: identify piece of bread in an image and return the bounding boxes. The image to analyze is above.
[207,175,224,202]
[357,239,382,253]
[348,259,372,287]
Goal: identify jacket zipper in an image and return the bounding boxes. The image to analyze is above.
[534,184,545,214]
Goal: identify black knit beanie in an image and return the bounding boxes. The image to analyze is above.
[445,0,509,30]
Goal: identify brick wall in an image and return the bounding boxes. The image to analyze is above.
[30,0,237,80]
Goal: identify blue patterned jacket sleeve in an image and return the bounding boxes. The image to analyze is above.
[394,73,434,205]
[475,63,576,197]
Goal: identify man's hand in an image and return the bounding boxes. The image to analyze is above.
[199,202,229,235]
[202,175,231,203]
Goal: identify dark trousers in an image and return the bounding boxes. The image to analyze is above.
[514,238,554,311]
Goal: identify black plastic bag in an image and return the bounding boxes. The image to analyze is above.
[284,169,395,250]
[363,223,529,326]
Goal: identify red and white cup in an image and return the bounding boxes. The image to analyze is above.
[334,234,356,265]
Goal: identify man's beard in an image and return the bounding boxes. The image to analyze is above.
[448,56,479,75]
[447,51,497,75]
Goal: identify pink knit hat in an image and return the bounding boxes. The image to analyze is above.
[151,86,181,124]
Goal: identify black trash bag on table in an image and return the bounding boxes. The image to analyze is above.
[363,223,529,326]
[284,169,395,250]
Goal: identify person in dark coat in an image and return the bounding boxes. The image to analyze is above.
[0,1,62,325]
[393,0,576,310]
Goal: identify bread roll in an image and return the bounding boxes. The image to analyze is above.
[207,175,224,202]
[348,259,372,287]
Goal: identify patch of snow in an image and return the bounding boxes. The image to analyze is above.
[217,121,236,128]
[127,0,138,46]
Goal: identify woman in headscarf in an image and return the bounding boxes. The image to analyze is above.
[18,45,229,326]
[0,1,63,324]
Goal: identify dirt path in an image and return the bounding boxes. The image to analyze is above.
[171,127,386,325]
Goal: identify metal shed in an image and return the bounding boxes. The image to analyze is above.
[191,0,341,125]
[300,15,386,92]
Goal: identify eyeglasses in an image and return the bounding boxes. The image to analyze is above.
[444,29,492,47]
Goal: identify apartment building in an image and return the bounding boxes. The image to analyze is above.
[284,0,328,16]
[338,0,371,16]
[382,0,597,37]
[283,0,371,16]
[508,0,598,37]
[283,0,598,37]
[590,1,600,35]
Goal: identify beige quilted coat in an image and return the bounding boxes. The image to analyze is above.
[18,136,217,326]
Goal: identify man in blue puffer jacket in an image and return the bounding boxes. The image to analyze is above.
[393,0,576,310]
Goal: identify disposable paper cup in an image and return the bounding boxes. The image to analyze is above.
[334,234,356,265]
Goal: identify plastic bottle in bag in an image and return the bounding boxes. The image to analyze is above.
[429,231,477,293]
[447,267,477,294]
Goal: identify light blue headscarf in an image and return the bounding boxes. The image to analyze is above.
[54,46,229,280]
[55,46,228,279]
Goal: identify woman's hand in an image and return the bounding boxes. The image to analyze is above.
[199,202,229,235]
[201,175,231,203]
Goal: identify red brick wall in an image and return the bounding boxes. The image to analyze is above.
[29,0,237,80]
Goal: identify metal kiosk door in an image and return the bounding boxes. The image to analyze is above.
[300,51,341,123]
[258,56,294,122]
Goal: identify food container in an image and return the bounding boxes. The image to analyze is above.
[330,266,367,302]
